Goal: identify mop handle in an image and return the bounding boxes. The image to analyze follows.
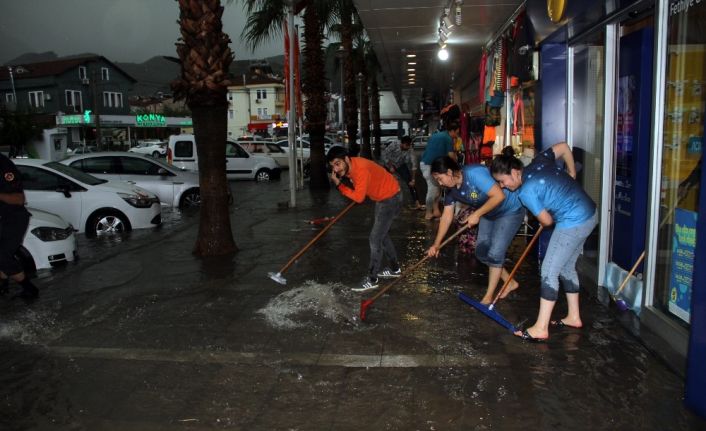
[367,225,470,303]
[614,250,646,296]
[491,225,545,307]
[277,201,356,274]
[613,205,676,295]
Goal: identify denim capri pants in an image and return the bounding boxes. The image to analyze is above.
[475,209,526,267]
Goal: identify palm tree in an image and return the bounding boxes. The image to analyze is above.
[335,0,360,157]
[241,0,331,189]
[172,0,236,256]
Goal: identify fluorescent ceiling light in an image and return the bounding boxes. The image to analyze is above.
[406,54,416,58]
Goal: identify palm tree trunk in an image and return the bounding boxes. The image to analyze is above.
[360,75,371,158]
[340,8,359,156]
[173,0,236,256]
[302,4,329,189]
[370,76,381,159]
[192,103,236,255]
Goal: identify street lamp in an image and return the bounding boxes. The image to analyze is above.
[7,67,17,107]
[336,45,345,133]
[357,72,364,139]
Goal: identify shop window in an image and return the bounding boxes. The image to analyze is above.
[654,4,705,326]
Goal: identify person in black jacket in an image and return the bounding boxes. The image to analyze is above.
[0,153,38,302]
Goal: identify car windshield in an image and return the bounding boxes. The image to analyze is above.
[45,161,107,185]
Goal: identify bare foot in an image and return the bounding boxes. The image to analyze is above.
[480,294,493,305]
[499,279,519,299]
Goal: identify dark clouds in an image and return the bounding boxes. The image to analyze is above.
[0,0,286,64]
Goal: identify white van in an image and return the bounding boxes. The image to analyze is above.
[167,134,281,182]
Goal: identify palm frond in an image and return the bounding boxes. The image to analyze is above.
[240,0,288,51]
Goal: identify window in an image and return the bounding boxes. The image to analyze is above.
[226,142,248,158]
[28,91,45,108]
[65,90,82,112]
[257,108,263,116]
[173,141,194,158]
[79,66,87,80]
[101,67,109,81]
[5,93,15,103]
[257,89,267,99]
[263,108,268,116]
[228,110,234,119]
[652,4,705,325]
[71,157,114,174]
[17,166,77,191]
[120,157,164,175]
[102,91,123,108]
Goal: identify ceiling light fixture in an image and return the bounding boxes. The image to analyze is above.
[408,62,417,65]
[407,68,415,72]
[438,29,448,43]
[454,0,463,25]
[441,12,454,30]
[438,47,449,61]
[406,53,417,58]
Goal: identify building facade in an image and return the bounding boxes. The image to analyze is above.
[227,75,286,138]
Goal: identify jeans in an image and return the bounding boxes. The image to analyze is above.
[0,210,30,276]
[394,164,419,205]
[369,191,402,279]
[475,210,526,267]
[540,211,598,301]
[420,162,439,210]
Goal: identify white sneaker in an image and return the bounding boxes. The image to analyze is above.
[377,267,402,278]
[352,278,379,292]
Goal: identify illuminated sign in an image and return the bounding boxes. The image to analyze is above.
[83,110,92,123]
[179,119,193,126]
[135,113,166,127]
[60,115,83,125]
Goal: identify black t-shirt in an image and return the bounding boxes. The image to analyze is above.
[0,153,27,216]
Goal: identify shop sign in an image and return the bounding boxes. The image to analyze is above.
[668,208,697,322]
[57,110,94,125]
[136,113,166,127]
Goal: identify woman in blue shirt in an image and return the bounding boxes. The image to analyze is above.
[491,143,597,342]
[426,156,525,304]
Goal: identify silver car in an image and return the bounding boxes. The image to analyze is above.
[61,152,201,209]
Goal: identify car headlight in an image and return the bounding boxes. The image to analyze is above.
[118,192,158,208]
[31,226,74,241]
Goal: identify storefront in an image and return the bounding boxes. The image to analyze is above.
[55,111,193,149]
[517,0,704,416]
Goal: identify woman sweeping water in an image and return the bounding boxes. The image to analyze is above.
[491,143,597,342]
[426,156,525,304]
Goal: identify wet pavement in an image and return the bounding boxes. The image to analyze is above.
[1,175,705,430]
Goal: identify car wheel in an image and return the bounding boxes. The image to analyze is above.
[255,169,272,182]
[179,188,201,209]
[152,151,160,158]
[86,210,130,238]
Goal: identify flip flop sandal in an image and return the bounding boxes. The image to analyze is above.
[517,329,547,343]
[549,320,581,330]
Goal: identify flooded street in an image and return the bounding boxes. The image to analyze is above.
[0,178,704,430]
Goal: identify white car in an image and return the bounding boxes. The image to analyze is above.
[167,134,282,181]
[128,141,167,158]
[18,207,78,272]
[14,159,161,237]
[60,152,201,209]
[275,139,311,159]
[239,140,309,169]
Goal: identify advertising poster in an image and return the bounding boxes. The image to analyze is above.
[668,208,698,322]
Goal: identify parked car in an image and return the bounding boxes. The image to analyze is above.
[17,207,78,273]
[239,140,310,169]
[14,159,161,237]
[66,146,96,156]
[60,152,201,209]
[412,135,430,150]
[167,134,281,181]
[128,140,167,157]
[275,139,311,159]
